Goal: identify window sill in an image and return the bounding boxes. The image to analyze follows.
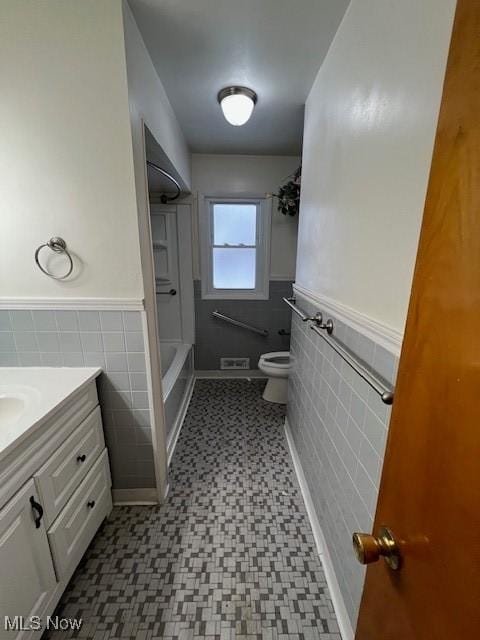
[201,290,269,301]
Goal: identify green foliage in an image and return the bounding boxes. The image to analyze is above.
[276,166,301,216]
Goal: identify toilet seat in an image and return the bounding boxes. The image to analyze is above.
[259,351,290,369]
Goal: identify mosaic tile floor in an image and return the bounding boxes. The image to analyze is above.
[49,379,341,640]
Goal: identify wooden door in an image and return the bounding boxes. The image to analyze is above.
[0,480,56,639]
[355,1,480,637]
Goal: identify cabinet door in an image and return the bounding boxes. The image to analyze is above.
[0,480,56,639]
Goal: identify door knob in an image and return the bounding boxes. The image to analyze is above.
[352,526,401,570]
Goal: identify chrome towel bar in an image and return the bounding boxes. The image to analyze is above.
[212,310,269,337]
[283,297,333,332]
[283,296,311,321]
[310,325,394,405]
[283,296,394,405]
[35,237,73,280]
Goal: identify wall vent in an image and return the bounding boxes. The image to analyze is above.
[220,357,250,370]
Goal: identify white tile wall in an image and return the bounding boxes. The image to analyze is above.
[287,291,399,627]
[0,309,155,491]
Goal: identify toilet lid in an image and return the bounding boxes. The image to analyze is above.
[261,351,290,367]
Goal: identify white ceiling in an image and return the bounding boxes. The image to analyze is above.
[128,0,350,156]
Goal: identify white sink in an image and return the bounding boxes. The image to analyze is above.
[0,385,40,430]
[0,395,26,426]
[0,368,101,461]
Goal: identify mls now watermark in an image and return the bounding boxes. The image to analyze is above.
[4,616,83,632]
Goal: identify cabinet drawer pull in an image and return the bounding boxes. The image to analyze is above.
[29,496,44,529]
[87,500,96,509]
[77,454,87,463]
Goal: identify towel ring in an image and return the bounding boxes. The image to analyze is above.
[35,237,73,280]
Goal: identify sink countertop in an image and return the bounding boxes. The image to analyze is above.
[0,367,101,462]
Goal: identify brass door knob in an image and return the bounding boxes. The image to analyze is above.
[352,526,401,570]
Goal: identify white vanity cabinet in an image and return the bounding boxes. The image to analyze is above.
[0,370,112,640]
[0,481,56,640]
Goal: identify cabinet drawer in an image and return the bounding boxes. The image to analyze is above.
[34,406,105,527]
[48,449,112,580]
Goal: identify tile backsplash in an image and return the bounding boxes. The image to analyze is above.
[0,309,155,491]
[286,291,399,627]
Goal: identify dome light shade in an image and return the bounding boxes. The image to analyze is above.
[217,86,257,126]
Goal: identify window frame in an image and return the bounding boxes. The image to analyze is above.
[199,195,271,300]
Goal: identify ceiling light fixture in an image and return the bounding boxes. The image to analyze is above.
[217,86,257,126]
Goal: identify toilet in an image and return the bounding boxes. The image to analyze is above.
[258,351,291,404]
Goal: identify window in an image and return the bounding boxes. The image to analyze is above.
[200,197,271,299]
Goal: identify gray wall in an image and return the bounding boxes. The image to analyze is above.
[0,309,155,491]
[194,280,293,370]
[287,291,399,626]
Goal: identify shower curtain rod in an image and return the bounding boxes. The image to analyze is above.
[146,160,181,203]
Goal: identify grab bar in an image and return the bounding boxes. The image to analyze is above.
[212,310,269,337]
[283,296,311,321]
[284,297,394,404]
[283,297,333,332]
[310,325,394,404]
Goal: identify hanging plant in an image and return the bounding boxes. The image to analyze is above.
[275,166,301,217]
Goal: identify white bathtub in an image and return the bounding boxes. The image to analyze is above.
[159,342,194,462]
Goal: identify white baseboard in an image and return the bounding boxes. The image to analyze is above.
[112,488,158,505]
[166,373,195,466]
[195,369,267,378]
[284,418,355,640]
